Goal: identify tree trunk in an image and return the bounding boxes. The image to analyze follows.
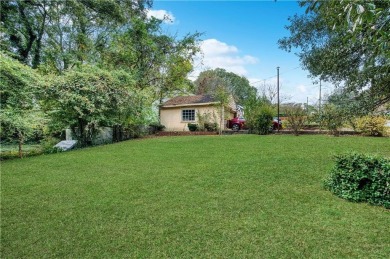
[18,132,24,159]
[219,105,224,135]
[78,118,86,146]
[18,3,37,63]
[32,17,46,68]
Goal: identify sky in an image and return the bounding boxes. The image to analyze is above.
[148,0,334,104]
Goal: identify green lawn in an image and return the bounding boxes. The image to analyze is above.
[1,135,389,258]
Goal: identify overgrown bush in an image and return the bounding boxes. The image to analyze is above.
[127,124,148,138]
[322,104,344,136]
[196,111,218,131]
[187,123,198,132]
[40,136,62,153]
[204,122,218,132]
[256,111,273,135]
[355,115,387,136]
[324,153,390,209]
[246,105,273,135]
[244,95,274,135]
[149,123,165,134]
[283,104,307,136]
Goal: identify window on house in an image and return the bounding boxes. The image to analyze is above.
[182,109,195,121]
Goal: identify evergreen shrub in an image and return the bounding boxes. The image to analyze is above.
[187,123,198,132]
[324,153,390,209]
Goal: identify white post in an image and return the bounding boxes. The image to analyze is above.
[65,129,72,141]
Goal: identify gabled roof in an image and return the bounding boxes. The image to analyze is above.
[161,95,218,108]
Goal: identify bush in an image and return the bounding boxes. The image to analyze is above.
[204,122,218,132]
[149,123,165,134]
[196,112,218,131]
[283,104,307,136]
[256,112,273,135]
[0,146,44,160]
[187,123,198,132]
[127,125,148,138]
[355,115,387,136]
[324,153,390,209]
[322,104,344,136]
[41,137,63,154]
[246,105,273,135]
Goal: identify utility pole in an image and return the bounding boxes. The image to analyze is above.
[277,67,280,132]
[306,97,309,115]
[319,78,322,131]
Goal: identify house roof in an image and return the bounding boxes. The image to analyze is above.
[161,95,218,108]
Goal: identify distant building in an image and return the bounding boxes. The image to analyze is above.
[159,95,236,131]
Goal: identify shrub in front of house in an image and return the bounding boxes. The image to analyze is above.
[187,123,198,132]
[355,115,387,136]
[324,152,390,209]
[204,122,218,132]
[149,123,165,134]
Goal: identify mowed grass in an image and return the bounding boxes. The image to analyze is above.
[1,135,389,258]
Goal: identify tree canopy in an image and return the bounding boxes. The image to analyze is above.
[0,0,201,97]
[0,0,151,69]
[279,0,389,111]
[0,52,44,157]
[42,65,151,145]
[194,68,257,105]
[1,0,202,148]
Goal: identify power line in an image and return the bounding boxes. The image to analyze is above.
[251,66,300,85]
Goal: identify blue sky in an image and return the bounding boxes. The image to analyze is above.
[149,0,333,104]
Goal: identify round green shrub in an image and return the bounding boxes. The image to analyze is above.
[187,123,198,132]
[324,152,390,209]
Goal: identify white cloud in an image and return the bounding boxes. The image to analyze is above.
[190,39,259,80]
[297,84,307,93]
[200,39,238,56]
[147,9,175,24]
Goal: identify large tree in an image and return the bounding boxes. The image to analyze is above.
[279,0,390,111]
[99,16,201,101]
[194,68,257,105]
[42,65,152,146]
[1,0,201,146]
[0,0,151,70]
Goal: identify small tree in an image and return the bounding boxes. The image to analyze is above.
[213,86,231,135]
[322,104,345,136]
[284,104,307,136]
[0,52,43,158]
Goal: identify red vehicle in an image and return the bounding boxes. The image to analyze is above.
[227,117,282,131]
[227,117,246,131]
[272,117,283,130]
